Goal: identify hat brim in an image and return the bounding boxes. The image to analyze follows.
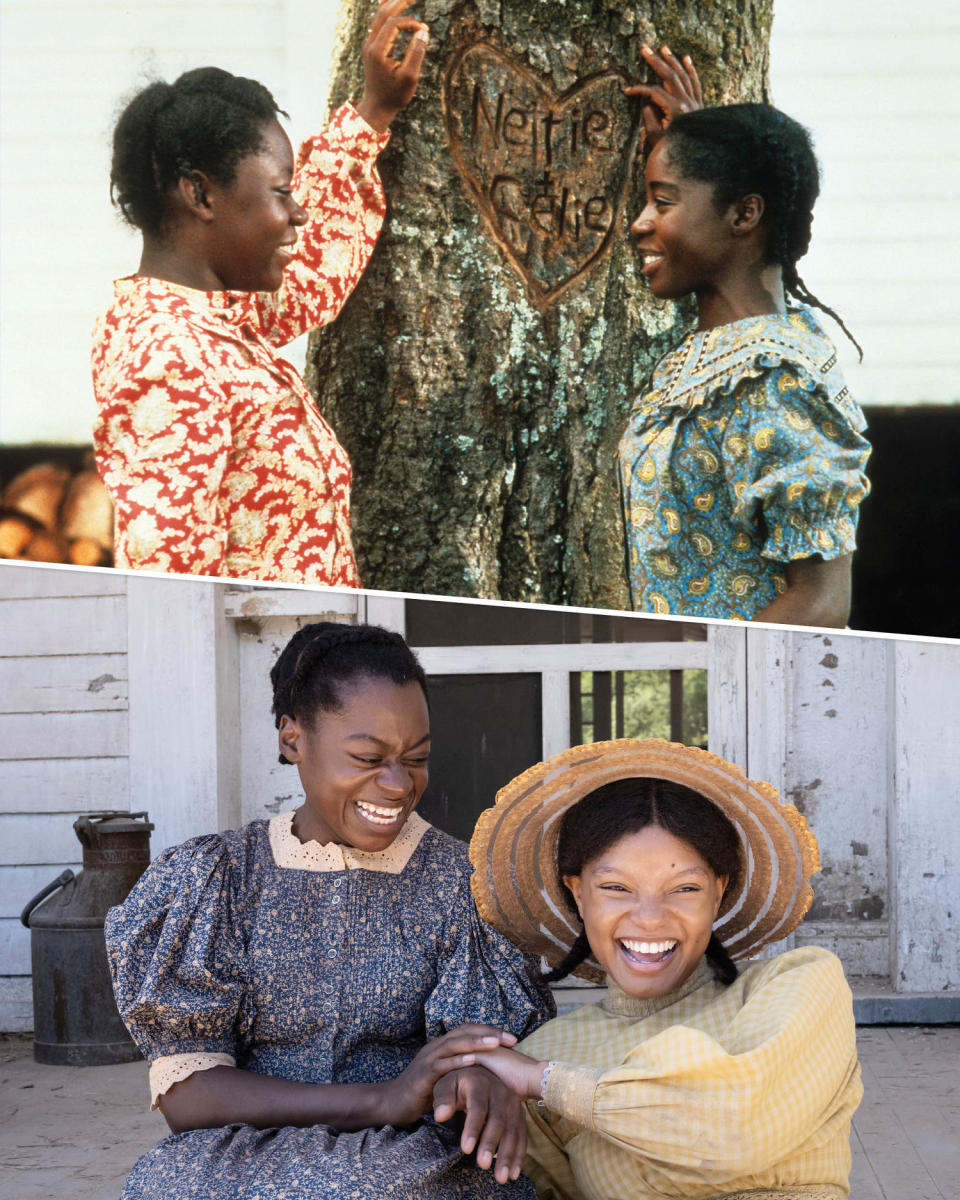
[470,739,819,983]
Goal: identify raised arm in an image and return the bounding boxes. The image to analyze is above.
[255,1,430,343]
[356,0,430,134]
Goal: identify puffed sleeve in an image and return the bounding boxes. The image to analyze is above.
[539,949,862,1186]
[104,836,249,1106]
[721,359,871,563]
[423,886,555,1041]
[92,318,231,575]
[254,102,390,345]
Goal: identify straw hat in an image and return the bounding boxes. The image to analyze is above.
[470,739,820,983]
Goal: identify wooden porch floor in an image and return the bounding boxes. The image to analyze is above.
[1,1026,958,1199]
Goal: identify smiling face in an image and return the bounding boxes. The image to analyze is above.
[631,139,739,302]
[278,676,430,852]
[564,823,728,998]
[202,118,307,292]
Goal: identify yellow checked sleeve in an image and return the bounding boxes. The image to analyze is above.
[525,948,862,1197]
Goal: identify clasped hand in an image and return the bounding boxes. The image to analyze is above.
[377,1023,527,1183]
[436,1042,550,1184]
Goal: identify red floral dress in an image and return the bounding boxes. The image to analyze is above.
[92,103,388,585]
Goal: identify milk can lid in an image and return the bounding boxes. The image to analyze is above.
[73,811,154,836]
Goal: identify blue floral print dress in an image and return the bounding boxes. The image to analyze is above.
[105,811,553,1199]
[617,308,871,620]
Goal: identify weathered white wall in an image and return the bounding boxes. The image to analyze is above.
[752,631,893,978]
[2,565,958,1030]
[891,642,960,993]
[2,0,957,445]
[770,0,960,405]
[0,566,129,1028]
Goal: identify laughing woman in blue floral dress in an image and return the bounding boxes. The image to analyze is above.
[105,623,553,1199]
[620,58,870,626]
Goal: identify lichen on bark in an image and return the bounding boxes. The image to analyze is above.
[308,0,772,605]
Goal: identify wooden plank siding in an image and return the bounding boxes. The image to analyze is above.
[0,575,129,1030]
[2,568,958,1031]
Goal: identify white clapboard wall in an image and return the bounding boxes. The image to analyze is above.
[1,0,957,446]
[0,566,129,1029]
[2,565,959,1029]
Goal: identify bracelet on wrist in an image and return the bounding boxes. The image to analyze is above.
[537,1061,558,1107]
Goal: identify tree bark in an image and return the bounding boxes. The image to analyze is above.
[308,0,772,605]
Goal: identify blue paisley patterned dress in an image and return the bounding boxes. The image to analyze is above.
[105,811,553,1199]
[617,308,871,620]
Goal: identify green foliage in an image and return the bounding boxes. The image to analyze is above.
[579,669,708,747]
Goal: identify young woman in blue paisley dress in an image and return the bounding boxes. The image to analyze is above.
[621,56,870,626]
[105,622,553,1199]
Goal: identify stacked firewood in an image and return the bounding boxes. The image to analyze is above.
[0,454,113,567]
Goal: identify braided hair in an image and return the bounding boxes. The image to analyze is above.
[664,104,862,358]
[543,776,741,986]
[270,622,429,764]
[110,66,286,238]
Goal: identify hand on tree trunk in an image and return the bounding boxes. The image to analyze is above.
[625,44,703,148]
[357,0,430,132]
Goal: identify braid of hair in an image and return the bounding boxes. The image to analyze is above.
[666,105,863,361]
[270,622,428,764]
[542,928,593,984]
[704,933,739,985]
[784,269,864,360]
[762,125,804,284]
[765,123,864,361]
[274,624,398,724]
[110,80,177,236]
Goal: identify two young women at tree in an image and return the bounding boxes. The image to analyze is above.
[93,19,869,626]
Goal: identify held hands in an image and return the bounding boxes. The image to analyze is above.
[625,44,703,147]
[357,0,430,132]
[378,1024,518,1129]
[470,1044,547,1102]
[433,1066,529,1185]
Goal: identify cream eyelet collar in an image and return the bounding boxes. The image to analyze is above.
[268,809,429,874]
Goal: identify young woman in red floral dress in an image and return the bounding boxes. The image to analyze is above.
[93,1,428,584]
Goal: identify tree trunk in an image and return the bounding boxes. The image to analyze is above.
[308,0,772,605]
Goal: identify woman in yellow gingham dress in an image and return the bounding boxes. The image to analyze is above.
[469,740,862,1200]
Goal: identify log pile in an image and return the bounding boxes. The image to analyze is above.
[0,454,113,567]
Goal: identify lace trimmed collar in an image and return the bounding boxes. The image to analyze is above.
[268,809,430,874]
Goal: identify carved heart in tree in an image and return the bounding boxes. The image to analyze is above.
[443,42,640,308]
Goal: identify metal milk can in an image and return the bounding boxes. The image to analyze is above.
[20,810,153,1065]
